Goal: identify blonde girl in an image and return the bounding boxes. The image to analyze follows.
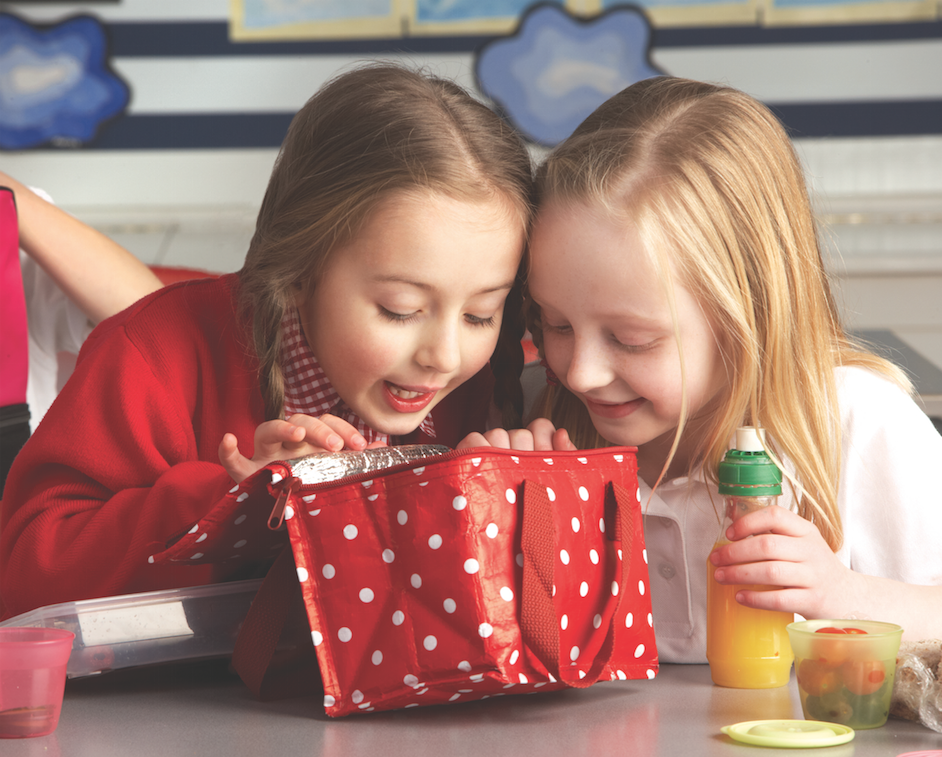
[475,76,942,657]
[1,64,532,619]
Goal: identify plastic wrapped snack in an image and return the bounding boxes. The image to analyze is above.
[890,639,942,733]
[286,445,450,485]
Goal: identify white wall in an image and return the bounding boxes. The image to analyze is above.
[4,0,941,369]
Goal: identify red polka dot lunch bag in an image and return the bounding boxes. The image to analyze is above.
[154,445,658,717]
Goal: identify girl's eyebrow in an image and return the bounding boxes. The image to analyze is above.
[374,274,516,295]
[535,297,663,327]
[610,312,663,326]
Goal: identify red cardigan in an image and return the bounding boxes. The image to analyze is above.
[0,274,493,619]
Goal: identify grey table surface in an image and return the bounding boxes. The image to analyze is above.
[6,661,939,757]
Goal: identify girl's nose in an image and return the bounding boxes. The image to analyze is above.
[416,322,461,375]
[565,338,614,394]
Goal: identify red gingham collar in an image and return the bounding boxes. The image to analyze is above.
[280,307,434,445]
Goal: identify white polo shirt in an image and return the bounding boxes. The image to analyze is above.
[524,363,942,663]
[645,366,942,662]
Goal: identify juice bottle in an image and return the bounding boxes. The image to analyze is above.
[706,427,794,688]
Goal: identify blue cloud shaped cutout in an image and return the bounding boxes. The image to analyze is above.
[0,13,130,149]
[476,4,664,147]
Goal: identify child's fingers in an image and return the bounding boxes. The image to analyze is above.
[218,433,239,469]
[724,504,812,541]
[286,414,366,451]
[527,418,554,450]
[455,423,574,451]
[483,429,513,448]
[313,414,368,450]
[732,586,806,613]
[494,428,560,450]
[456,429,537,450]
[526,418,574,451]
[482,428,518,449]
[218,433,255,484]
[711,556,810,589]
[456,432,491,450]
[506,428,538,450]
[710,530,812,572]
[552,427,576,451]
[254,419,306,456]
[711,509,859,619]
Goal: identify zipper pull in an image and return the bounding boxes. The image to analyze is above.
[268,476,301,531]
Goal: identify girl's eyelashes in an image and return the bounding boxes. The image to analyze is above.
[613,335,659,353]
[378,306,419,324]
[465,313,497,328]
[378,306,497,328]
[542,317,658,352]
[541,320,572,335]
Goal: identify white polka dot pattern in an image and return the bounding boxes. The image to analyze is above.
[149,448,657,717]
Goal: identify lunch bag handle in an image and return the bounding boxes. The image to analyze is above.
[232,547,320,701]
[520,480,634,687]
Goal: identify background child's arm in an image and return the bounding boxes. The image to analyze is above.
[710,505,942,641]
[1,171,162,323]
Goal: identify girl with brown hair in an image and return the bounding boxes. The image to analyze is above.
[1,64,532,619]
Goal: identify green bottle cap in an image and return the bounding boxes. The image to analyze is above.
[718,427,782,496]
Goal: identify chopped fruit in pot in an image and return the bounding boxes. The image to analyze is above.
[805,691,853,724]
[844,682,890,726]
[842,659,886,696]
[797,658,843,697]
[810,637,849,668]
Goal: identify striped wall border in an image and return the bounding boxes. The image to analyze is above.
[10,17,942,149]
[102,19,942,56]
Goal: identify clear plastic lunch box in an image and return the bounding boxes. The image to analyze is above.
[0,579,264,678]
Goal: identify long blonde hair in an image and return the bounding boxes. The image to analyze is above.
[529,76,910,549]
[238,64,533,427]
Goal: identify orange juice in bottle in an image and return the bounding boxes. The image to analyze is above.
[706,427,794,688]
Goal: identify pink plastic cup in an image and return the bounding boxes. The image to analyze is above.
[0,627,75,738]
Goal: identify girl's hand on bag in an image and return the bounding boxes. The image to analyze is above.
[219,414,376,483]
[456,418,576,452]
[708,505,863,621]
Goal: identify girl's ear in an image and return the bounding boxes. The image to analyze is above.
[290,280,308,309]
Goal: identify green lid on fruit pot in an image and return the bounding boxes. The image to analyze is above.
[718,427,782,496]
[721,720,854,748]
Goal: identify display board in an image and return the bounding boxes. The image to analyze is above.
[229,0,939,40]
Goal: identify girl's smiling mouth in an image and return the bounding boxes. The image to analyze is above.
[583,396,645,419]
[383,381,439,413]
